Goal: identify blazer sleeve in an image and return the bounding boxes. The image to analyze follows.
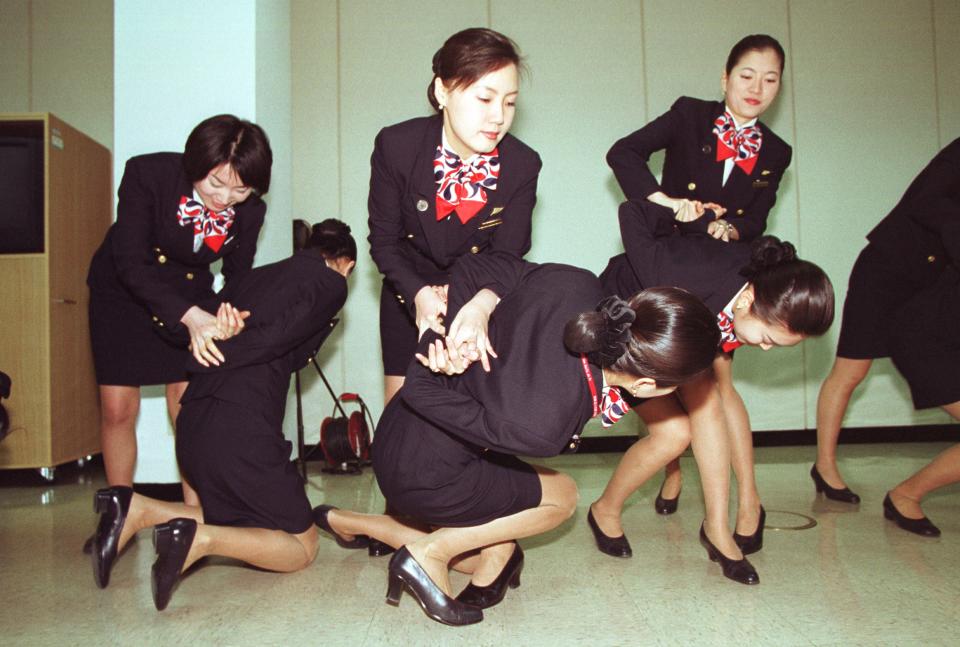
[445,251,534,311]
[400,353,563,457]
[618,199,676,287]
[607,100,684,200]
[489,151,541,257]
[110,158,194,327]
[367,129,428,303]
[187,279,346,373]
[734,144,792,241]
[221,200,266,286]
[902,143,960,264]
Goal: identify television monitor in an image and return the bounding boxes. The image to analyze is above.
[0,122,45,254]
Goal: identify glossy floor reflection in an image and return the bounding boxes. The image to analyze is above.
[1,443,958,646]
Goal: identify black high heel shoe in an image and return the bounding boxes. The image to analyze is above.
[883,494,941,537]
[654,481,680,515]
[810,465,861,504]
[733,506,766,555]
[586,506,632,558]
[699,524,759,585]
[91,485,134,589]
[151,518,198,611]
[455,543,523,609]
[368,538,396,557]
[312,505,370,549]
[385,547,483,626]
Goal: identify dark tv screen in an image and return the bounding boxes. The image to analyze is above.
[0,123,44,254]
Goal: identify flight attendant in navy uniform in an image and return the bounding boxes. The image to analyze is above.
[368,27,541,404]
[813,138,960,537]
[603,34,792,531]
[315,252,720,625]
[87,221,357,610]
[592,200,834,584]
[86,114,272,507]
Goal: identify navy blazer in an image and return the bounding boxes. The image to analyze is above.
[367,115,542,308]
[607,96,792,241]
[601,200,750,316]
[866,137,960,280]
[402,253,602,457]
[182,251,347,429]
[87,152,266,329]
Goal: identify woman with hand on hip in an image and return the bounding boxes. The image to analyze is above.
[605,34,792,516]
[813,138,960,537]
[86,115,272,508]
[368,27,541,405]
[591,200,833,584]
[314,252,719,625]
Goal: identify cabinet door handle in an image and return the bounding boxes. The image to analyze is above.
[51,298,78,305]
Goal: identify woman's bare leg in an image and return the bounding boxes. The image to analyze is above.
[184,525,319,573]
[118,492,204,550]
[99,385,140,487]
[591,396,691,536]
[349,467,576,596]
[661,458,683,499]
[815,358,873,488]
[165,380,199,507]
[679,371,742,560]
[889,401,960,518]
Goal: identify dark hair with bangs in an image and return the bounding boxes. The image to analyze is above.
[427,28,524,112]
[564,288,720,388]
[725,34,786,75]
[741,236,834,336]
[182,114,273,195]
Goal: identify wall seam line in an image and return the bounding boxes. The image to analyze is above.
[930,0,942,148]
[640,0,649,123]
[336,0,346,389]
[27,0,34,111]
[784,0,810,429]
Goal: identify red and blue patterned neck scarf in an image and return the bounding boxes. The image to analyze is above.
[433,145,499,224]
[713,111,762,176]
[717,309,743,353]
[176,194,235,253]
[581,354,631,428]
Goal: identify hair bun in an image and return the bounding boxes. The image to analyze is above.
[596,296,636,365]
[742,235,796,278]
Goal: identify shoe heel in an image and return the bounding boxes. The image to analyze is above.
[884,507,894,521]
[508,571,521,589]
[385,573,404,606]
[93,491,110,514]
[154,525,171,553]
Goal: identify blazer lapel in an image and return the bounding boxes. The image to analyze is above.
[413,116,444,258]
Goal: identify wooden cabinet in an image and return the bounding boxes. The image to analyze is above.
[0,113,111,474]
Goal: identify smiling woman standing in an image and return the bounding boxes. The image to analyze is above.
[368,27,542,405]
[86,115,272,509]
[602,35,792,528]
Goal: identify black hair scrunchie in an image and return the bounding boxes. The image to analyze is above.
[596,296,635,366]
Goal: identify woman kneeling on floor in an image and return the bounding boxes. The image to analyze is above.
[89,220,356,610]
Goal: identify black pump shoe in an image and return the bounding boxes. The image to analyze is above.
[586,506,632,558]
[151,518,198,611]
[811,465,861,504]
[733,506,766,555]
[455,543,523,609]
[386,547,483,626]
[312,505,370,550]
[91,486,134,589]
[699,524,759,585]
[654,481,680,515]
[368,538,396,557]
[883,494,941,537]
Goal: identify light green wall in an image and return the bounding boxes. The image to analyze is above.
[291,0,960,435]
[0,0,114,148]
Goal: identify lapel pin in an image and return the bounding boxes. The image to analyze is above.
[416,199,429,212]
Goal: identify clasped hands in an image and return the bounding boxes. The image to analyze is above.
[650,192,737,242]
[180,302,251,367]
[414,285,499,376]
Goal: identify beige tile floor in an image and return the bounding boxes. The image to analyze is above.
[1,442,958,646]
